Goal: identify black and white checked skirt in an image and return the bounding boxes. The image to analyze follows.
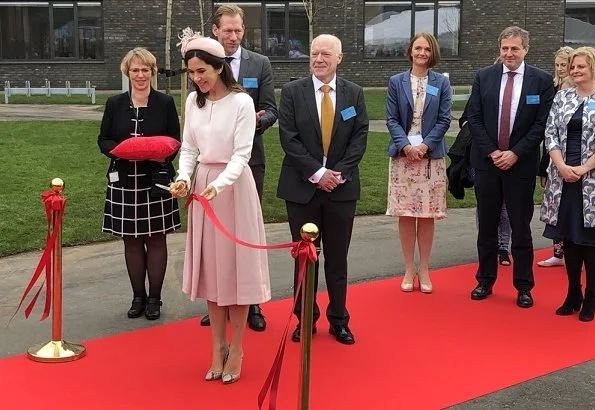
[102,162,181,237]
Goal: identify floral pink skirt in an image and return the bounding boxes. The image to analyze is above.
[386,157,447,219]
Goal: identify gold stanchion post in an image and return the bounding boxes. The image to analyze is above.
[27,178,86,363]
[298,223,319,410]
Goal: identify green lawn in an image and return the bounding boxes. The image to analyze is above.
[0,121,112,256]
[2,88,468,121]
[0,120,542,256]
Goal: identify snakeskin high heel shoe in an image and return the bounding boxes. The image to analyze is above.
[205,345,230,381]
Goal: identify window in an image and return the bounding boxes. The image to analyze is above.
[364,1,460,59]
[238,3,262,53]
[565,0,595,44]
[215,1,309,59]
[53,4,75,57]
[0,1,103,60]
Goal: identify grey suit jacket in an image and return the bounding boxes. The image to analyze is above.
[238,48,278,166]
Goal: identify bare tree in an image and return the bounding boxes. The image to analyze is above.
[301,0,357,46]
[302,0,314,45]
[180,1,207,132]
[198,0,205,34]
[164,0,173,94]
[440,6,460,54]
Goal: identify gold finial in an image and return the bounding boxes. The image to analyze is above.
[300,223,319,242]
[51,178,64,193]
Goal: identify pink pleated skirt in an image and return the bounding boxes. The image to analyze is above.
[182,163,271,306]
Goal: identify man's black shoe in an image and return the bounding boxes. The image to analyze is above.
[248,305,266,331]
[517,290,534,308]
[329,324,355,345]
[471,284,493,300]
[200,315,210,326]
[291,324,317,342]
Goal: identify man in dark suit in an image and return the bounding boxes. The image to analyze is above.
[199,4,278,331]
[467,26,554,307]
[278,34,369,345]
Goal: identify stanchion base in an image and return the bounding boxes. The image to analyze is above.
[26,340,86,363]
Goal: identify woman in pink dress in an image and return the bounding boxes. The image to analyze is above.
[170,33,270,384]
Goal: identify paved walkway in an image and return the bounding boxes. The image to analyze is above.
[0,104,464,135]
[0,104,104,121]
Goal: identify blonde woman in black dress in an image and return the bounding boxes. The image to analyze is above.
[98,47,181,320]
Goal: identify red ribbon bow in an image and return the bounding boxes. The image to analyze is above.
[14,190,66,321]
[185,193,317,410]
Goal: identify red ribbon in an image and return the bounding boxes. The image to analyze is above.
[185,193,317,410]
[258,241,316,410]
[184,193,296,250]
[13,190,66,321]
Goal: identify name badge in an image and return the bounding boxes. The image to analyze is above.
[109,171,119,183]
[588,101,595,110]
[340,106,357,121]
[242,77,258,88]
[526,95,540,105]
[425,84,439,96]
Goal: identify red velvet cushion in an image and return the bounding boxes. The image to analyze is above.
[110,136,180,160]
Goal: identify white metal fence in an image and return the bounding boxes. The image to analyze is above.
[4,80,96,104]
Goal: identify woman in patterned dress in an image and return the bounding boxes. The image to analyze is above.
[540,47,595,322]
[385,33,451,293]
[537,46,574,268]
[98,47,181,320]
[169,34,270,384]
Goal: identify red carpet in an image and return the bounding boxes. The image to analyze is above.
[1,248,594,410]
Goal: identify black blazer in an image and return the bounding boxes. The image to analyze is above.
[467,63,554,176]
[446,122,474,200]
[238,48,278,166]
[97,88,180,179]
[277,76,369,204]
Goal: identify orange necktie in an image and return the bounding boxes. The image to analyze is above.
[320,84,334,156]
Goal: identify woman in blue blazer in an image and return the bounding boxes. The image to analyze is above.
[385,32,451,293]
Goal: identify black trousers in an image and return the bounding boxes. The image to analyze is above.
[474,167,535,290]
[286,193,356,326]
[250,164,265,202]
[248,163,265,311]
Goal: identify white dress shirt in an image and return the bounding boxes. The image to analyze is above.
[309,74,341,184]
[498,61,525,138]
[227,46,242,81]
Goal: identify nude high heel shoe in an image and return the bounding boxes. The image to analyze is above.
[400,271,417,292]
[222,353,243,384]
[205,345,229,381]
[222,370,241,384]
[417,270,433,294]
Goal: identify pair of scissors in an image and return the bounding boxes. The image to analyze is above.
[154,183,172,192]
[156,183,189,197]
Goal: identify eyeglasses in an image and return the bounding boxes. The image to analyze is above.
[129,68,151,75]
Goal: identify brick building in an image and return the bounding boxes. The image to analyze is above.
[0,1,593,90]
